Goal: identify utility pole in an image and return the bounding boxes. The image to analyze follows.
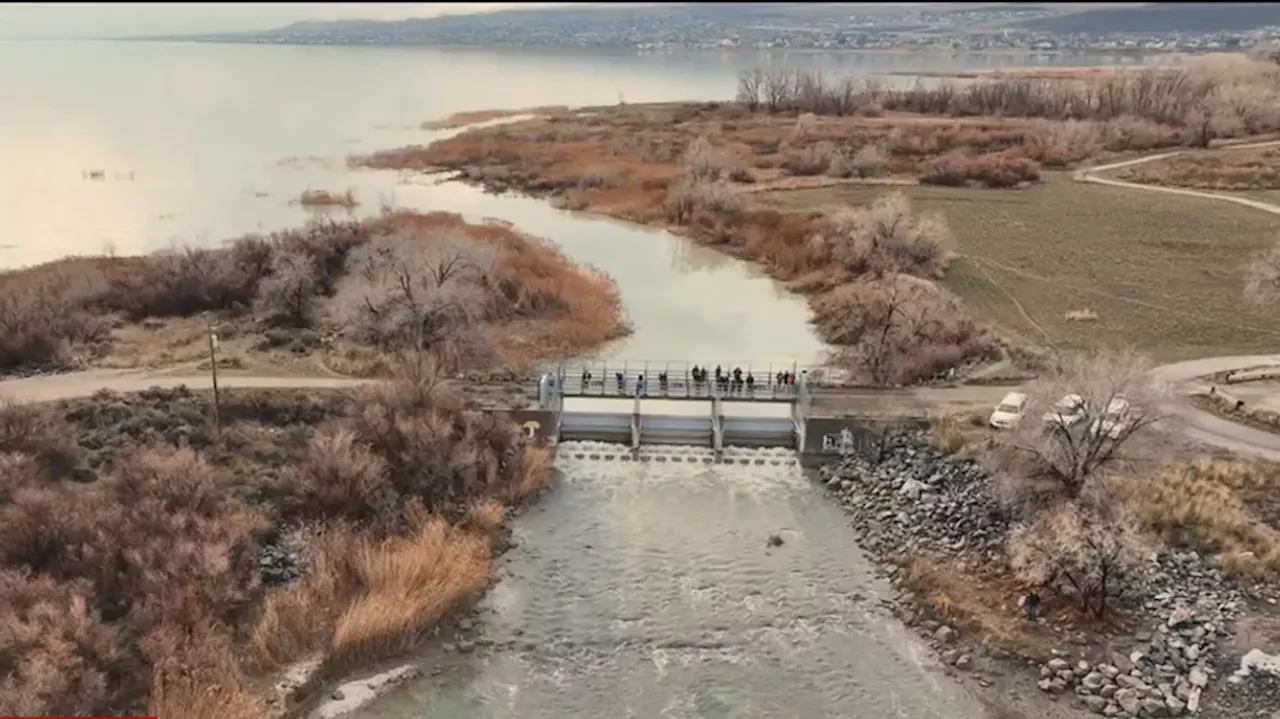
[208,320,222,437]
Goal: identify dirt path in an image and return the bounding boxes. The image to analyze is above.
[1077,140,1280,216]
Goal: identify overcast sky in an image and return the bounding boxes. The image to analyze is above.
[0,2,584,39]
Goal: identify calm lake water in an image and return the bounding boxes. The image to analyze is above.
[3,42,1157,719]
[0,41,1169,363]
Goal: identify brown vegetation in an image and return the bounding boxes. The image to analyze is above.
[0,210,626,376]
[353,57,1280,378]
[1117,145,1280,190]
[1114,458,1280,578]
[297,189,359,209]
[421,105,570,130]
[0,355,552,717]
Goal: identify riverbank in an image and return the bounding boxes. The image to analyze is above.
[0,366,560,718]
[816,430,1280,717]
[0,208,629,382]
[353,56,1280,372]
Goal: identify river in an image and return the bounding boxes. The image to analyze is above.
[1,40,1141,718]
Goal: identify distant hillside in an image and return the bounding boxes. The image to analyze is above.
[1016,3,1280,34]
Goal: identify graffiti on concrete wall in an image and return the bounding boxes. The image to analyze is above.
[821,427,855,455]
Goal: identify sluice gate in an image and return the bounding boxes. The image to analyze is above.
[537,366,812,452]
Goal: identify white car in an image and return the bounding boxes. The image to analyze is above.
[1042,393,1088,430]
[1089,397,1133,440]
[989,391,1028,429]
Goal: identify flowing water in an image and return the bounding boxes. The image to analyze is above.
[1,40,1159,717]
[355,443,993,719]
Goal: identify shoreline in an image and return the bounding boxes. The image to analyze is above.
[813,430,1280,718]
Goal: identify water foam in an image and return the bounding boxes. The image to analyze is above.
[552,441,807,494]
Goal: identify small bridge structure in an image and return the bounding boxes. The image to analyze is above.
[531,360,816,457]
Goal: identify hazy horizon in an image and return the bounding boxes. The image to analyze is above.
[0,2,591,39]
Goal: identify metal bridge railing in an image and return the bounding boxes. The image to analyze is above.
[543,360,817,400]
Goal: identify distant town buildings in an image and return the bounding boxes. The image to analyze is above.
[183,5,1280,56]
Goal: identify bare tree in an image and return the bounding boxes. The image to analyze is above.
[819,274,984,387]
[993,349,1171,508]
[334,231,495,352]
[810,192,954,279]
[1244,241,1280,306]
[255,248,321,326]
[1008,501,1150,618]
[736,68,765,111]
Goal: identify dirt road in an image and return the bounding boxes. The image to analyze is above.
[1077,140,1280,216]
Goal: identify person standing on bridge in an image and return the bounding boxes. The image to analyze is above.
[745,372,755,396]
[635,374,646,397]
[615,371,625,394]
[581,368,592,392]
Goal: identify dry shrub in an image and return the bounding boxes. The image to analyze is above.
[828,143,886,179]
[682,135,744,182]
[325,503,492,672]
[1123,146,1280,191]
[781,141,840,176]
[460,499,506,535]
[281,424,396,523]
[665,175,744,224]
[353,211,627,368]
[0,259,112,371]
[255,246,322,327]
[816,274,988,386]
[1114,459,1280,576]
[1063,308,1099,323]
[104,238,274,320]
[929,413,968,455]
[0,570,121,716]
[504,444,553,503]
[298,189,358,208]
[1008,501,1149,618]
[1021,119,1102,167]
[810,192,954,279]
[919,149,1042,189]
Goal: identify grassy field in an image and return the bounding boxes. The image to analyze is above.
[758,173,1280,361]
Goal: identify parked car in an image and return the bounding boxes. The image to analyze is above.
[1042,393,1087,430]
[1089,397,1133,440]
[989,391,1028,429]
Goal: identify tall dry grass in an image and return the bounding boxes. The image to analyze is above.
[1115,458,1280,576]
[504,445,553,504]
[148,665,270,719]
[323,503,493,673]
[246,527,363,671]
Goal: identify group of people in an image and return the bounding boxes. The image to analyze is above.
[576,365,803,397]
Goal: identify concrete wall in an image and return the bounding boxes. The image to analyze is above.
[802,417,926,457]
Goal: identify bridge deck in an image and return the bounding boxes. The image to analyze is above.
[562,397,792,418]
[552,376,798,403]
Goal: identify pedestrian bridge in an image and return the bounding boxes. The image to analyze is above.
[532,361,816,455]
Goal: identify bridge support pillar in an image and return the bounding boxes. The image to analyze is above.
[711,395,724,460]
[630,395,641,457]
